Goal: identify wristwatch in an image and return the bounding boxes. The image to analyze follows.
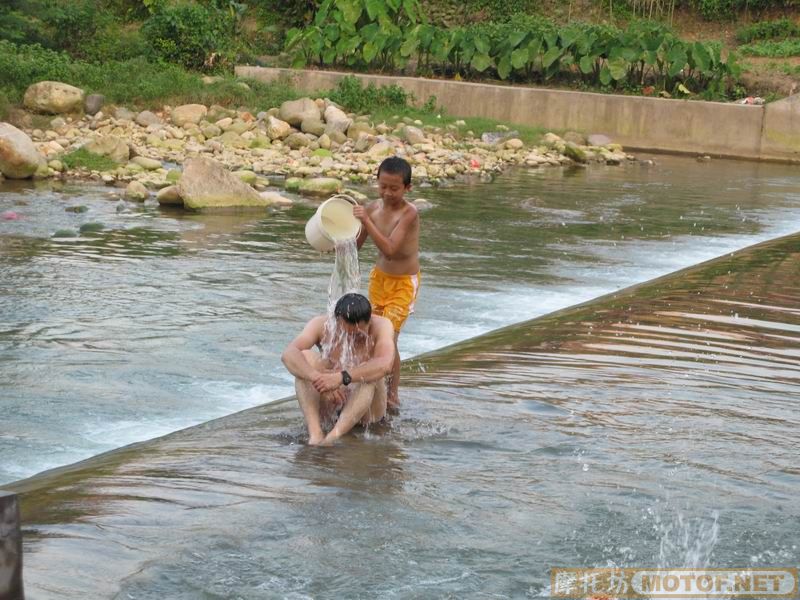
[341,370,352,386]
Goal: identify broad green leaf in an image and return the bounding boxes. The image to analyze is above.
[322,47,336,63]
[400,36,419,57]
[608,57,627,80]
[544,31,558,51]
[365,0,384,20]
[511,47,529,69]
[497,55,511,79]
[599,65,612,85]
[508,30,527,49]
[542,46,561,68]
[363,41,379,62]
[402,0,418,22]
[474,35,490,55]
[339,0,362,24]
[691,42,711,72]
[644,50,657,66]
[471,52,492,72]
[527,37,542,58]
[579,55,595,74]
[313,0,332,26]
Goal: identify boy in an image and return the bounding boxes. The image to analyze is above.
[353,156,420,410]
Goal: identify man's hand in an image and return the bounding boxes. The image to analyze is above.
[353,205,369,223]
[312,371,343,393]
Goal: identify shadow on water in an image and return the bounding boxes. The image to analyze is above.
[7,231,800,598]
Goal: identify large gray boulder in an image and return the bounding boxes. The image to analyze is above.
[178,157,271,212]
[278,98,320,126]
[403,125,427,145]
[301,117,326,137]
[84,94,105,116]
[298,177,343,196]
[23,81,85,114]
[323,105,352,134]
[0,123,41,179]
[171,104,207,127]
[82,135,130,163]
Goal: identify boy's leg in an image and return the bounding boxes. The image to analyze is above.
[387,331,401,411]
[322,382,376,445]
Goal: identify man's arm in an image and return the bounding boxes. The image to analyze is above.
[281,316,326,381]
[346,317,395,383]
[354,205,418,259]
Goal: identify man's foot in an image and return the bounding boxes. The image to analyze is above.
[308,432,325,445]
[386,400,400,415]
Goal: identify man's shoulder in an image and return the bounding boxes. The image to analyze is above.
[371,315,395,335]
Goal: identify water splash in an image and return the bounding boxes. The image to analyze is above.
[656,510,720,569]
[321,237,363,371]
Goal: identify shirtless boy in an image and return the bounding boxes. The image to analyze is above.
[281,293,395,445]
[353,156,420,410]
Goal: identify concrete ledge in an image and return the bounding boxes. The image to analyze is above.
[235,66,800,163]
[0,491,23,600]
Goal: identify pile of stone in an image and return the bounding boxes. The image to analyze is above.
[0,80,634,211]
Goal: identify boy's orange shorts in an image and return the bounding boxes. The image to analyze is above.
[368,267,421,333]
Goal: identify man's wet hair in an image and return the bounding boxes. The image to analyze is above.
[377,156,412,186]
[334,293,372,324]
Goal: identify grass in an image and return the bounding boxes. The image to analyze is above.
[739,39,800,58]
[370,106,548,145]
[61,148,117,171]
[0,40,300,112]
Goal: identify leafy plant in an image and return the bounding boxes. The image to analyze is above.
[141,2,236,70]
[327,75,411,113]
[739,38,800,57]
[736,18,800,43]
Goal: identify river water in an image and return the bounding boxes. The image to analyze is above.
[2,155,800,598]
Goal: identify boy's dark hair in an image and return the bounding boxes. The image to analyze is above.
[377,156,412,186]
[334,293,372,324]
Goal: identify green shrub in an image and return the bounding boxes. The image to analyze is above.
[739,38,800,56]
[736,18,800,43]
[327,75,412,114]
[141,2,236,70]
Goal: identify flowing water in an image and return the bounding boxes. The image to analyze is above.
[1,155,800,598]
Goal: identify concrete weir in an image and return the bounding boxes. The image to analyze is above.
[235,66,800,163]
[0,491,23,600]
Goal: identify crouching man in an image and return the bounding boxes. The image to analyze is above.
[281,293,395,445]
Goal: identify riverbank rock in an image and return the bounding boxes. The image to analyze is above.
[279,98,320,126]
[125,181,149,201]
[171,104,207,127]
[0,123,41,179]
[136,111,162,127]
[156,185,182,205]
[298,177,343,196]
[84,94,105,116]
[23,81,85,114]
[323,105,352,134]
[178,157,271,212]
[266,115,292,140]
[83,135,130,163]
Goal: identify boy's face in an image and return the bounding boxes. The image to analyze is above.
[377,171,410,204]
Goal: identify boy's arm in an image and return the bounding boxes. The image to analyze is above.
[281,316,326,381]
[355,206,418,259]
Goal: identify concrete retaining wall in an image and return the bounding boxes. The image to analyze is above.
[235,66,800,163]
[0,491,23,600]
